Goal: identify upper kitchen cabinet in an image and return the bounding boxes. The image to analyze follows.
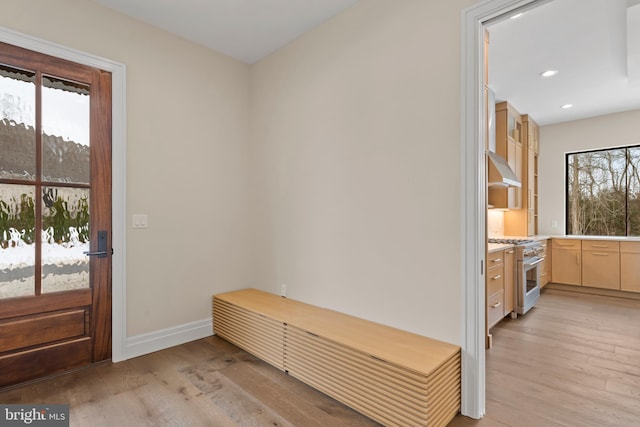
[489,101,523,210]
[504,114,539,236]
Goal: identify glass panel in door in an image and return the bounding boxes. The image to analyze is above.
[0,184,35,299]
[0,71,92,296]
[0,65,36,181]
[42,75,90,184]
[41,75,91,293]
[41,186,90,293]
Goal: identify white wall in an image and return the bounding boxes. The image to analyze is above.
[250,0,474,345]
[1,0,479,348]
[539,109,640,235]
[0,0,255,336]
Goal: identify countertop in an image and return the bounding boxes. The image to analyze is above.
[549,235,640,242]
[487,243,514,253]
[487,235,640,253]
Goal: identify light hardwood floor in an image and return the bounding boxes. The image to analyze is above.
[450,287,640,427]
[1,288,639,426]
[0,335,379,426]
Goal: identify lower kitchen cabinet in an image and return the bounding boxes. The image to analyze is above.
[621,241,640,293]
[551,238,640,293]
[486,247,516,346]
[487,290,504,329]
[582,240,620,290]
[487,250,505,330]
[503,248,515,314]
[552,239,581,285]
[539,239,550,287]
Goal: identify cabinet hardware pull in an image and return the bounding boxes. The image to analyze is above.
[591,253,609,256]
[541,272,547,276]
[492,274,502,280]
[506,250,514,254]
[592,244,609,248]
[493,258,502,263]
[491,302,502,308]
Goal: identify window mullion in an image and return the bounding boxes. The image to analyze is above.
[34,71,42,296]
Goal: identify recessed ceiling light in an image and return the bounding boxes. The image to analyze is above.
[561,104,573,109]
[510,12,525,19]
[540,70,558,78]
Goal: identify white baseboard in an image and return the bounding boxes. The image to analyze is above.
[124,318,213,360]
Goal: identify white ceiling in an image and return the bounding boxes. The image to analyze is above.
[488,0,640,126]
[92,0,358,64]
[92,0,640,127]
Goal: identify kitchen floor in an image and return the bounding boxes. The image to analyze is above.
[449,287,640,427]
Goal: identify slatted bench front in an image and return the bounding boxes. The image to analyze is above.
[212,288,461,427]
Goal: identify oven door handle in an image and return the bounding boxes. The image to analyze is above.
[524,257,543,268]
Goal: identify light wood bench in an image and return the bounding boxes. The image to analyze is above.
[212,288,461,427]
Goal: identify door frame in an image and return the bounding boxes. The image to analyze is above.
[0,26,127,363]
[461,0,546,419]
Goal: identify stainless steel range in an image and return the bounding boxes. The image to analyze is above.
[488,238,543,315]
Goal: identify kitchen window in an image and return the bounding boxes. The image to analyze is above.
[566,145,640,236]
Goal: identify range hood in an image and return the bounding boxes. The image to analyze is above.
[487,151,521,188]
[487,87,521,188]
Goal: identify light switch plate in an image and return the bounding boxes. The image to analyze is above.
[132,214,148,229]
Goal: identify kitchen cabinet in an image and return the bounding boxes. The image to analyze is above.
[487,250,505,330]
[620,242,640,293]
[539,239,550,287]
[483,29,490,152]
[527,116,539,235]
[504,114,538,236]
[489,101,522,210]
[486,247,517,348]
[487,250,505,331]
[582,240,620,290]
[503,248,515,314]
[552,239,581,286]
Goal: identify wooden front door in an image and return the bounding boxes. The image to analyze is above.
[0,42,112,387]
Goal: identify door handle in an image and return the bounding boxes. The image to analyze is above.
[84,230,111,258]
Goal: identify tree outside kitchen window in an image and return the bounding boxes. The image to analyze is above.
[567,146,640,236]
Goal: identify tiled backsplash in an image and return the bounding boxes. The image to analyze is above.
[487,209,504,237]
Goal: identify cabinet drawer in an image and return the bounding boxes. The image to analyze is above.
[487,250,505,267]
[487,291,504,329]
[538,240,548,256]
[621,241,640,254]
[582,240,619,252]
[487,268,504,295]
[552,239,581,250]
